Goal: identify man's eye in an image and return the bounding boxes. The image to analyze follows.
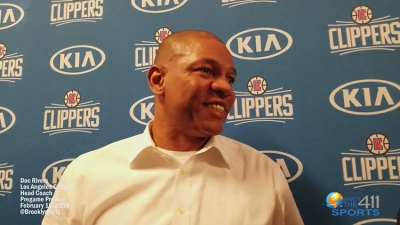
[227,77,235,84]
[200,68,213,74]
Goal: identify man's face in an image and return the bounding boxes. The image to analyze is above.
[162,37,237,137]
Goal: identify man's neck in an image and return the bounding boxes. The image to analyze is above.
[150,120,210,151]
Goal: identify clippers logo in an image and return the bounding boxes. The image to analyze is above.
[134,28,172,72]
[0,106,16,134]
[367,133,389,155]
[329,79,400,115]
[0,163,13,196]
[43,90,100,135]
[351,6,373,25]
[155,27,172,44]
[50,45,105,75]
[222,0,277,8]
[226,28,293,60]
[353,218,397,225]
[64,90,81,108]
[248,76,267,95]
[131,0,188,13]
[261,150,303,182]
[341,133,400,188]
[328,6,400,55]
[0,43,24,83]
[0,43,5,59]
[42,159,74,189]
[227,79,293,125]
[0,3,24,30]
[50,0,104,26]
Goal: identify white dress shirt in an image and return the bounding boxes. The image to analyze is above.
[42,124,304,225]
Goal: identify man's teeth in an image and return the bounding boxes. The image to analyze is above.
[207,103,225,112]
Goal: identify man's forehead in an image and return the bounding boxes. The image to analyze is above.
[171,35,223,53]
[169,41,196,55]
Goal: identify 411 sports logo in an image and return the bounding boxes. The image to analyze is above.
[134,27,172,73]
[328,5,400,55]
[341,133,400,188]
[323,192,380,217]
[43,90,100,135]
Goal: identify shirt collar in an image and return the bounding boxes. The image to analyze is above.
[128,121,230,169]
[128,122,156,167]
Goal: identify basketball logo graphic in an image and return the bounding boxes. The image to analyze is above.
[154,27,172,44]
[351,5,373,25]
[366,133,389,155]
[64,90,81,108]
[0,43,7,59]
[247,76,268,95]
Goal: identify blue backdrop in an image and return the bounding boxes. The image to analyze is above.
[1,0,399,224]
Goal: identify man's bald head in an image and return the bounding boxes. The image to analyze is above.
[146,29,236,138]
[154,30,224,65]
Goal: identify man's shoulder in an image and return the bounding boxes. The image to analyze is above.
[215,135,261,152]
[97,133,145,151]
[215,135,274,163]
[216,135,285,180]
[71,133,145,165]
[215,135,256,151]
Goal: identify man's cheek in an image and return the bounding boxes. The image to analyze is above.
[228,96,236,108]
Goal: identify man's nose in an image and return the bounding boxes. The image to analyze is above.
[211,76,235,98]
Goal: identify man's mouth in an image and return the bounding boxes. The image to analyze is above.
[204,103,225,112]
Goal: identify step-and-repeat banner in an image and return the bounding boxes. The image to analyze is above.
[1,1,399,224]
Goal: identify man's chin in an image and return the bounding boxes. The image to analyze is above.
[198,121,224,136]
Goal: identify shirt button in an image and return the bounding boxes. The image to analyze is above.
[177,206,185,214]
[181,168,186,175]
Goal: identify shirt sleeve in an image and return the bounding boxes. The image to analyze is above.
[41,158,85,225]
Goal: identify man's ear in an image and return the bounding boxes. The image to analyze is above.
[147,65,165,95]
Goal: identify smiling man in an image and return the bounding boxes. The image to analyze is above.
[148,31,237,151]
[42,30,303,225]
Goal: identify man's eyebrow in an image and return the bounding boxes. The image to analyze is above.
[200,58,237,75]
[231,67,237,76]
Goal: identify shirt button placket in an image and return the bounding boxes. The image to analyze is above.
[181,168,186,175]
[172,161,192,225]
